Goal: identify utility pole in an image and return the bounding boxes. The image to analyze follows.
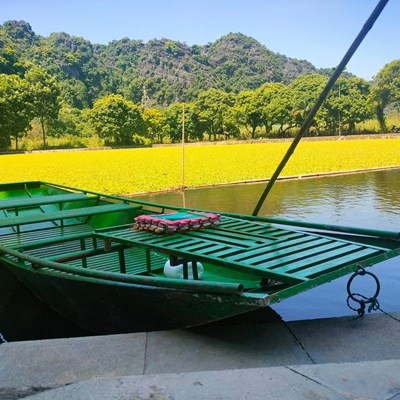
[181,103,185,192]
[338,81,341,136]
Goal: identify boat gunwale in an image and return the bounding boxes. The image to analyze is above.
[0,244,245,296]
[7,181,400,242]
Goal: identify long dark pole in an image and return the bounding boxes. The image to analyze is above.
[252,0,389,216]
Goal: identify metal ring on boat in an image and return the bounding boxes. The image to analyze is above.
[346,267,380,316]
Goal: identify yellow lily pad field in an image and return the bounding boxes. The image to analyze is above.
[1,138,400,195]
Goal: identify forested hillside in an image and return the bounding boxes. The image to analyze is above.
[1,20,399,151]
[0,20,317,107]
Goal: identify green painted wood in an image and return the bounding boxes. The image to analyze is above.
[0,203,136,228]
[202,246,242,258]
[183,230,256,247]
[149,235,191,245]
[0,224,93,248]
[295,247,382,278]
[227,235,323,262]
[216,218,290,240]
[176,240,218,252]
[95,229,308,284]
[9,231,94,250]
[95,213,391,286]
[238,238,340,266]
[0,193,95,210]
[262,242,358,273]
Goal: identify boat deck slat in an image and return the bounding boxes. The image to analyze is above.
[67,247,164,275]
[95,216,386,284]
[266,242,358,272]
[215,218,294,238]
[295,247,381,278]
[0,193,96,210]
[171,240,216,252]
[226,235,322,262]
[187,225,274,244]
[1,224,95,248]
[25,238,94,259]
[0,203,137,228]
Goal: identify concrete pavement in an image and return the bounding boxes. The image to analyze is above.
[1,312,400,399]
[22,360,400,400]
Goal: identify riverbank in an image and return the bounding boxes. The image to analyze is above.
[132,164,400,196]
[1,135,400,195]
[2,312,400,399]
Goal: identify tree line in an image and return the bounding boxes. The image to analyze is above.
[1,58,400,150]
[0,21,318,109]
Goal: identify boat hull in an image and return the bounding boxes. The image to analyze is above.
[3,261,261,335]
[0,261,90,341]
[1,180,399,338]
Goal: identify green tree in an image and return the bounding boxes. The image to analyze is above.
[59,79,91,109]
[0,41,24,75]
[142,107,170,144]
[0,73,33,149]
[265,87,294,135]
[88,94,144,145]
[47,105,86,138]
[25,67,61,147]
[372,60,400,131]
[288,74,328,130]
[256,82,285,135]
[325,77,372,134]
[233,90,263,138]
[195,88,236,141]
[166,102,206,143]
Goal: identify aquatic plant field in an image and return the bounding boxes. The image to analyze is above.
[1,138,400,195]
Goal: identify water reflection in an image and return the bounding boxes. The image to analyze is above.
[137,169,400,321]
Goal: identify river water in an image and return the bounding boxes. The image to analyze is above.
[138,168,400,322]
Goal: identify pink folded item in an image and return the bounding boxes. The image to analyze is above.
[133,211,221,234]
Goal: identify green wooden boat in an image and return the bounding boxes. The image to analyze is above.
[0,1,393,336]
[0,180,399,334]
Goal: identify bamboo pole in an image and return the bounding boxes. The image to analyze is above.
[181,103,185,192]
[252,0,390,216]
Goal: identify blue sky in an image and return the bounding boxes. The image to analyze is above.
[1,0,398,80]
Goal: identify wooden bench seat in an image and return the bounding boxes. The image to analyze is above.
[0,203,136,228]
[0,193,96,210]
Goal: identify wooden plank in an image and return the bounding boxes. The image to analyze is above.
[0,224,93,248]
[193,243,229,255]
[218,218,285,238]
[227,235,323,262]
[194,227,274,243]
[0,203,135,228]
[240,238,336,266]
[217,219,249,229]
[134,234,190,247]
[9,231,94,250]
[168,240,211,252]
[94,219,388,286]
[95,230,308,284]
[210,246,243,258]
[211,227,278,244]
[295,247,382,278]
[184,229,255,247]
[262,242,353,273]
[0,193,94,210]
